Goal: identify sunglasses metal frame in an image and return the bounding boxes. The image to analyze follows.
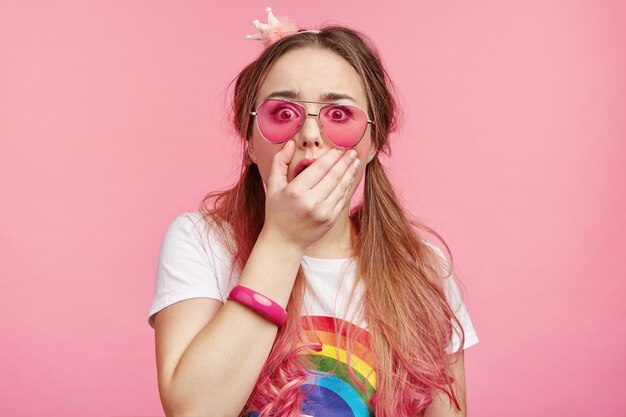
[250,98,375,149]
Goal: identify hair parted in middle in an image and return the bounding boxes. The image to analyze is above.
[200,26,466,417]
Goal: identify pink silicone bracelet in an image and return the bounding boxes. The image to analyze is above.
[227,285,288,327]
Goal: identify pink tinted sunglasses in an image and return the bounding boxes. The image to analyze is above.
[250,98,374,149]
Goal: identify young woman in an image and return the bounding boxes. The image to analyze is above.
[148,8,479,417]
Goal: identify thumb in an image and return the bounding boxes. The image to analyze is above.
[267,140,295,193]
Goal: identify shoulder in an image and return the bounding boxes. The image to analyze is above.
[419,239,465,306]
[420,238,452,276]
[167,210,232,239]
[162,210,234,260]
[166,210,216,235]
[420,238,447,261]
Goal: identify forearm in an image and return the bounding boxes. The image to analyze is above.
[165,228,304,417]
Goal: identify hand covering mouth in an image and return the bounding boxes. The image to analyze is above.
[294,158,316,177]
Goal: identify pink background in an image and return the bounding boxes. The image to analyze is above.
[1,1,625,416]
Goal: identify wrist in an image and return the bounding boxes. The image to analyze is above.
[257,226,306,259]
[235,226,304,308]
[227,285,288,327]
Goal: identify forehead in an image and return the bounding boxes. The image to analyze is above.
[256,47,368,107]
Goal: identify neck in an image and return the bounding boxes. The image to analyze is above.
[303,206,354,259]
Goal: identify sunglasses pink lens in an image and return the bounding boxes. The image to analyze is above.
[319,105,368,148]
[256,100,304,143]
[256,99,368,148]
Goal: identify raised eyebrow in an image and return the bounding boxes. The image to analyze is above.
[264,90,358,103]
[265,90,299,100]
[319,92,357,103]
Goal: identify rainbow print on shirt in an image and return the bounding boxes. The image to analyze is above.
[244,315,377,417]
[298,315,377,417]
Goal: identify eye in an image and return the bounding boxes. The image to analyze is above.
[269,102,302,122]
[330,109,344,120]
[323,106,354,123]
[277,108,295,120]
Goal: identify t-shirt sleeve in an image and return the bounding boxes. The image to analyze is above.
[147,211,230,329]
[443,274,479,354]
[423,241,480,354]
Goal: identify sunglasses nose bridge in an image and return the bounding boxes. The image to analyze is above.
[305,112,323,129]
[296,111,326,144]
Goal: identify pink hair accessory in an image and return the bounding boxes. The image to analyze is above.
[227,284,288,327]
[245,6,320,46]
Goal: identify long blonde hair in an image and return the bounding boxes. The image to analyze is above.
[200,26,466,417]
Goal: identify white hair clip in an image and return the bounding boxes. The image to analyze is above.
[245,6,320,47]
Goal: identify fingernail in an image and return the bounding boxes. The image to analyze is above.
[353,158,361,168]
[349,150,357,159]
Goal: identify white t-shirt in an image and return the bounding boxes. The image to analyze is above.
[147,211,479,416]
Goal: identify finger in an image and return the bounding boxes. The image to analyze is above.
[328,177,356,220]
[290,147,345,190]
[321,156,359,215]
[311,150,359,201]
[266,140,296,193]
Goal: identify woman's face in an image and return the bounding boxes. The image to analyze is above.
[247,46,377,188]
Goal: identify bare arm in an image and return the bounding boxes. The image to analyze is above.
[154,143,360,417]
[423,351,467,417]
[156,230,303,417]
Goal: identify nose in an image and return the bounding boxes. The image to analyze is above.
[296,113,327,149]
